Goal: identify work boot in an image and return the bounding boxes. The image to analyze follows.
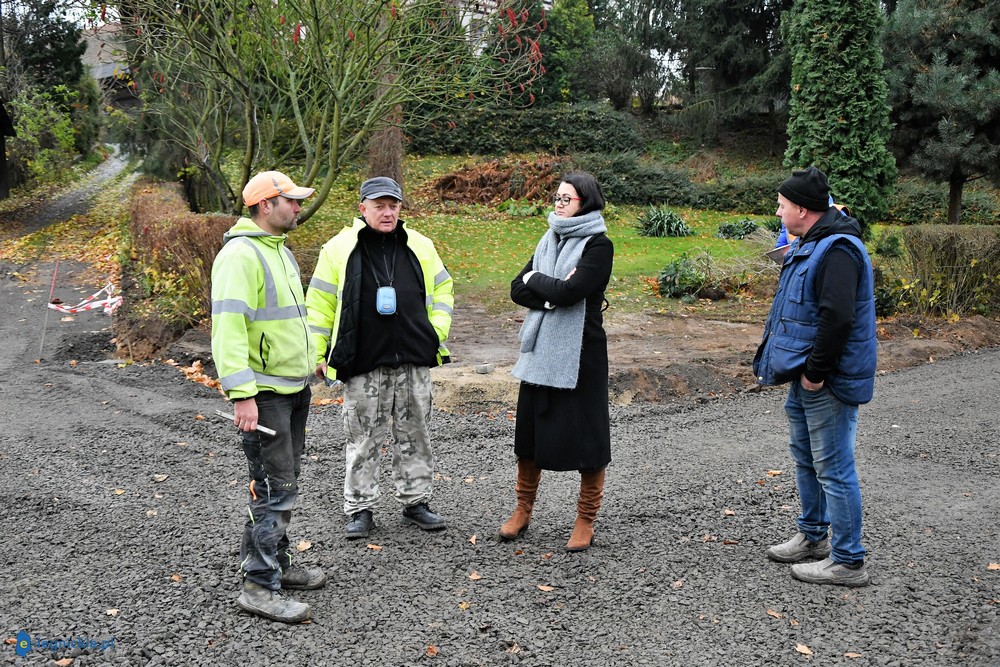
[280,566,327,590]
[237,581,311,623]
[498,458,542,541]
[566,468,605,552]
[791,557,870,587]
[402,502,447,530]
[345,510,374,540]
[766,532,832,563]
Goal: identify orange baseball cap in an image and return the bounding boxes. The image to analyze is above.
[242,171,315,206]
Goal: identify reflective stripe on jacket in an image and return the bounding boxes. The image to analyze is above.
[306,218,453,382]
[210,217,314,399]
[753,233,877,405]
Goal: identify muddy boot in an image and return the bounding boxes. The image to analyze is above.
[236,581,311,623]
[566,468,605,552]
[498,458,542,541]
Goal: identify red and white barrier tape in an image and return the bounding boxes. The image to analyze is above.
[48,284,123,316]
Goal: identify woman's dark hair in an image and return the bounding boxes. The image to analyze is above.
[561,171,606,215]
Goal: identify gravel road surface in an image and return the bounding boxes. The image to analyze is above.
[1,259,998,667]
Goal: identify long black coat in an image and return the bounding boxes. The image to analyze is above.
[510,233,613,471]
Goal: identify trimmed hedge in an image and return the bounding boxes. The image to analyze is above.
[568,153,694,206]
[408,105,643,155]
[692,174,784,216]
[887,179,1000,226]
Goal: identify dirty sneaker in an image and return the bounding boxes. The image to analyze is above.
[791,557,870,587]
[402,503,446,531]
[237,582,311,623]
[280,566,327,590]
[766,532,832,563]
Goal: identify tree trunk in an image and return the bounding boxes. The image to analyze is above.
[947,170,964,224]
[367,105,406,204]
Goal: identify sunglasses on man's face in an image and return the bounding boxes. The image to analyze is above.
[552,194,581,205]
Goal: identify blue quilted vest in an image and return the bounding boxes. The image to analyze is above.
[754,233,877,405]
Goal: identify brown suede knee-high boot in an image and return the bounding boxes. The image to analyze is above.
[498,458,542,541]
[566,468,605,552]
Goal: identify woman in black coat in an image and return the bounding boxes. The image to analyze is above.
[498,171,613,551]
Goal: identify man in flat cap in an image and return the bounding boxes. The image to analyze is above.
[211,170,326,622]
[307,176,454,540]
[754,166,877,587]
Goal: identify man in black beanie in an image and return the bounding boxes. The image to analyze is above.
[753,166,877,587]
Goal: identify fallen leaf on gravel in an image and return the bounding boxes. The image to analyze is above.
[766,609,782,619]
[766,470,783,477]
[987,562,1000,570]
[537,585,555,592]
[60,316,74,322]
[153,474,168,483]
[54,659,73,666]
[541,553,553,560]
[505,642,522,654]
[723,539,739,545]
[672,580,683,589]
[458,601,471,610]
[789,619,800,627]
[295,540,312,552]
[425,645,439,657]
[513,549,524,556]
[194,414,205,421]
[314,397,342,406]
[3,638,14,645]
[464,476,475,483]
[795,643,813,656]
[170,574,183,583]
[146,509,157,517]
[367,544,383,551]
[723,508,736,516]
[703,534,717,542]
[844,652,862,659]
[468,534,477,545]
[113,489,125,495]
[106,608,119,617]
[69,360,78,366]
[469,571,482,580]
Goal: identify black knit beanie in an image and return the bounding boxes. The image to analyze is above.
[778,166,830,212]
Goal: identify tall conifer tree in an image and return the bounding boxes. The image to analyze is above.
[782,0,896,228]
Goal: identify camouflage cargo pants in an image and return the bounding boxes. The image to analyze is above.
[342,364,435,515]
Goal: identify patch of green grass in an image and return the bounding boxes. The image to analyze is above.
[290,157,776,315]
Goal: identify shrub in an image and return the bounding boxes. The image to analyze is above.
[657,253,707,298]
[716,217,759,240]
[887,178,1000,226]
[570,152,694,206]
[692,173,784,215]
[497,198,547,217]
[408,105,643,155]
[126,180,235,327]
[900,225,1000,316]
[636,206,693,238]
[874,230,904,258]
[6,87,77,188]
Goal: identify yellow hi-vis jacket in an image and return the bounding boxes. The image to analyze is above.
[306,219,453,382]
[210,217,314,399]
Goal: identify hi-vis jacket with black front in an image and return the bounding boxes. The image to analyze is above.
[210,217,315,400]
[306,218,453,383]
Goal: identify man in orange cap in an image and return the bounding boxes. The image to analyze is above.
[211,171,325,622]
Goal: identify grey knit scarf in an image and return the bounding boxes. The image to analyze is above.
[512,210,607,389]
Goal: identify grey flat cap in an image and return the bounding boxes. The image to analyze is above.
[360,176,403,201]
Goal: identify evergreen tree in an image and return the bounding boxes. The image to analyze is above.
[884,0,1000,224]
[16,0,86,91]
[535,0,596,104]
[782,0,897,228]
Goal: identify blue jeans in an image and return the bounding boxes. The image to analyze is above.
[784,383,866,563]
[239,387,311,589]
